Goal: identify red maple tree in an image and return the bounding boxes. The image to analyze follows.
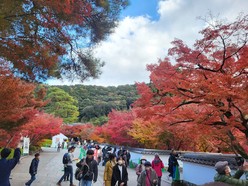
[92,110,139,146]
[21,112,63,146]
[0,67,46,131]
[133,15,248,155]
[0,65,49,147]
[61,123,95,140]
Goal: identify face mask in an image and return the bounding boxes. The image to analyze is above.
[118,160,123,165]
[141,160,146,164]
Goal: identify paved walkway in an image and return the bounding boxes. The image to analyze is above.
[10,147,172,186]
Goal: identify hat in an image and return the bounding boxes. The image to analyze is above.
[215,161,228,174]
[144,161,152,167]
[87,149,94,155]
[1,148,11,158]
[140,156,146,160]
[68,146,76,152]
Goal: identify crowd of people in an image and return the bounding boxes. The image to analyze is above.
[54,142,175,186]
[2,144,248,186]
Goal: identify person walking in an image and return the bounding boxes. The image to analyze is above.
[96,146,102,165]
[126,150,131,167]
[122,150,128,167]
[111,157,128,186]
[0,147,21,186]
[151,153,164,186]
[137,161,158,186]
[103,153,116,186]
[76,149,98,186]
[136,156,147,180]
[57,146,76,186]
[57,142,61,152]
[25,153,40,186]
[168,149,179,180]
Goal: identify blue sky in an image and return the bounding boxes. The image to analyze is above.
[121,0,159,20]
[47,0,248,87]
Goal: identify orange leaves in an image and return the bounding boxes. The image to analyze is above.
[0,67,49,134]
[0,70,58,146]
[1,0,128,81]
[0,74,36,130]
[129,15,248,153]
[128,118,160,148]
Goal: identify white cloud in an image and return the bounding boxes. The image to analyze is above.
[47,0,248,87]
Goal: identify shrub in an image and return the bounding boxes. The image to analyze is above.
[38,139,52,147]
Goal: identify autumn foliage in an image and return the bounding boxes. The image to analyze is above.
[0,66,62,147]
[0,67,46,131]
[90,15,248,156]
[21,113,63,146]
[1,9,247,156]
[131,14,248,155]
[0,0,128,82]
[92,110,139,146]
[61,123,95,140]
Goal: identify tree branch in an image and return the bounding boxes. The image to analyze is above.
[169,119,194,126]
[172,100,201,111]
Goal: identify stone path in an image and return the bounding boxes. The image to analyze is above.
[10,147,172,186]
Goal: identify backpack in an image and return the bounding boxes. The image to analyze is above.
[63,153,70,164]
[75,158,92,181]
[75,167,83,180]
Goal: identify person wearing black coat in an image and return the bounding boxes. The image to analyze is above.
[126,150,131,167]
[76,149,98,186]
[0,148,21,186]
[25,153,40,186]
[111,157,128,186]
[168,150,179,180]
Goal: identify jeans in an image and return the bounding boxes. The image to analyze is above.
[58,166,73,184]
[64,166,69,181]
[25,174,36,185]
[79,179,92,186]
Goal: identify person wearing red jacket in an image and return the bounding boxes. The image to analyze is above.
[151,153,164,186]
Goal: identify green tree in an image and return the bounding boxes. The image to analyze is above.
[89,116,109,126]
[44,87,79,123]
[54,84,139,122]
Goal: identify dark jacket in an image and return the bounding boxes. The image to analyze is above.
[214,170,248,186]
[111,164,128,186]
[29,158,39,175]
[168,154,179,174]
[126,152,131,161]
[0,148,21,186]
[76,157,98,182]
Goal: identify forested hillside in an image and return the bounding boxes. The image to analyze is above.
[47,84,139,125]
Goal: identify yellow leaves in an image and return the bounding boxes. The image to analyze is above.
[128,118,160,148]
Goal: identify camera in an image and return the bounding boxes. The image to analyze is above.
[235,157,245,166]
